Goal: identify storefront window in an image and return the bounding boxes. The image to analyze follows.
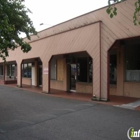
[125,44,140,81]
[110,54,117,84]
[11,64,15,76]
[57,58,63,81]
[0,65,3,75]
[50,58,56,80]
[89,58,92,83]
[51,56,93,83]
[77,57,87,82]
[22,63,32,78]
[7,64,16,77]
[76,57,93,83]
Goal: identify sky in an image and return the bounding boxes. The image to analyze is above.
[24,0,108,32]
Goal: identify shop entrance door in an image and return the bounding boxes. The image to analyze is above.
[70,64,76,91]
[38,66,42,86]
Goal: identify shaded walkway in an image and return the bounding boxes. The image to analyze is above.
[1,84,140,111]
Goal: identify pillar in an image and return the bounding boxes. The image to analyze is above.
[42,60,49,93]
[17,60,22,87]
[31,60,38,86]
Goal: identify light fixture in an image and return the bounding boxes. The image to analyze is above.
[39,23,51,26]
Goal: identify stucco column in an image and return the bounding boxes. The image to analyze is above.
[100,51,108,100]
[91,22,101,100]
[31,60,38,86]
[42,60,50,93]
[64,58,67,91]
[17,60,22,87]
[92,55,101,100]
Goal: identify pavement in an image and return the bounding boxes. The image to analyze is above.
[0,85,140,140]
[114,100,140,109]
[5,84,140,111]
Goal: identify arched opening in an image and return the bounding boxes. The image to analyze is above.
[0,61,17,84]
[108,37,140,99]
[21,57,42,89]
[49,51,93,98]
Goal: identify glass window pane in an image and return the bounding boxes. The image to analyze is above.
[11,64,15,76]
[22,64,24,77]
[110,54,117,84]
[0,65,3,75]
[125,44,140,81]
[77,57,87,82]
[89,58,92,83]
[51,58,56,80]
[28,63,32,78]
[7,64,11,76]
[23,64,28,77]
[22,63,32,78]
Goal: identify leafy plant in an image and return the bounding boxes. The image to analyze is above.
[107,0,140,25]
[0,0,37,61]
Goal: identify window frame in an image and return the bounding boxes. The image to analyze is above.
[0,65,3,75]
[22,63,32,78]
[124,44,140,82]
[7,64,16,77]
[50,58,57,80]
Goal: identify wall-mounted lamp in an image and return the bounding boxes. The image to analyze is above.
[40,23,51,26]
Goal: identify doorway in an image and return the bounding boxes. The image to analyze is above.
[110,54,117,85]
[38,66,42,86]
[70,64,77,91]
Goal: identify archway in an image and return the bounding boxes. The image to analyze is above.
[49,51,93,97]
[21,57,42,88]
[108,37,140,99]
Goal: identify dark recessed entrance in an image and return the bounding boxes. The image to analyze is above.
[70,64,76,91]
[38,66,42,86]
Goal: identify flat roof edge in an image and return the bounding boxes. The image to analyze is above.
[28,20,102,43]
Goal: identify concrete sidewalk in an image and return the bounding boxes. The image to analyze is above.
[2,84,140,111]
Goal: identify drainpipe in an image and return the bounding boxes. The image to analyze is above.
[48,61,50,93]
[107,51,110,101]
[99,21,101,100]
[48,57,51,93]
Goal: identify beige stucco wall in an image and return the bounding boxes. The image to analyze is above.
[76,82,92,94]
[0,0,140,99]
[124,82,140,98]
[110,82,140,98]
[0,80,4,84]
[22,78,31,85]
[100,0,140,99]
[50,58,67,91]
[109,41,140,98]
[50,80,65,91]
[110,85,117,95]
[3,23,100,96]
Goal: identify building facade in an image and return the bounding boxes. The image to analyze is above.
[0,0,140,100]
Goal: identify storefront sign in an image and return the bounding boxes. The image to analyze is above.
[44,68,48,74]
